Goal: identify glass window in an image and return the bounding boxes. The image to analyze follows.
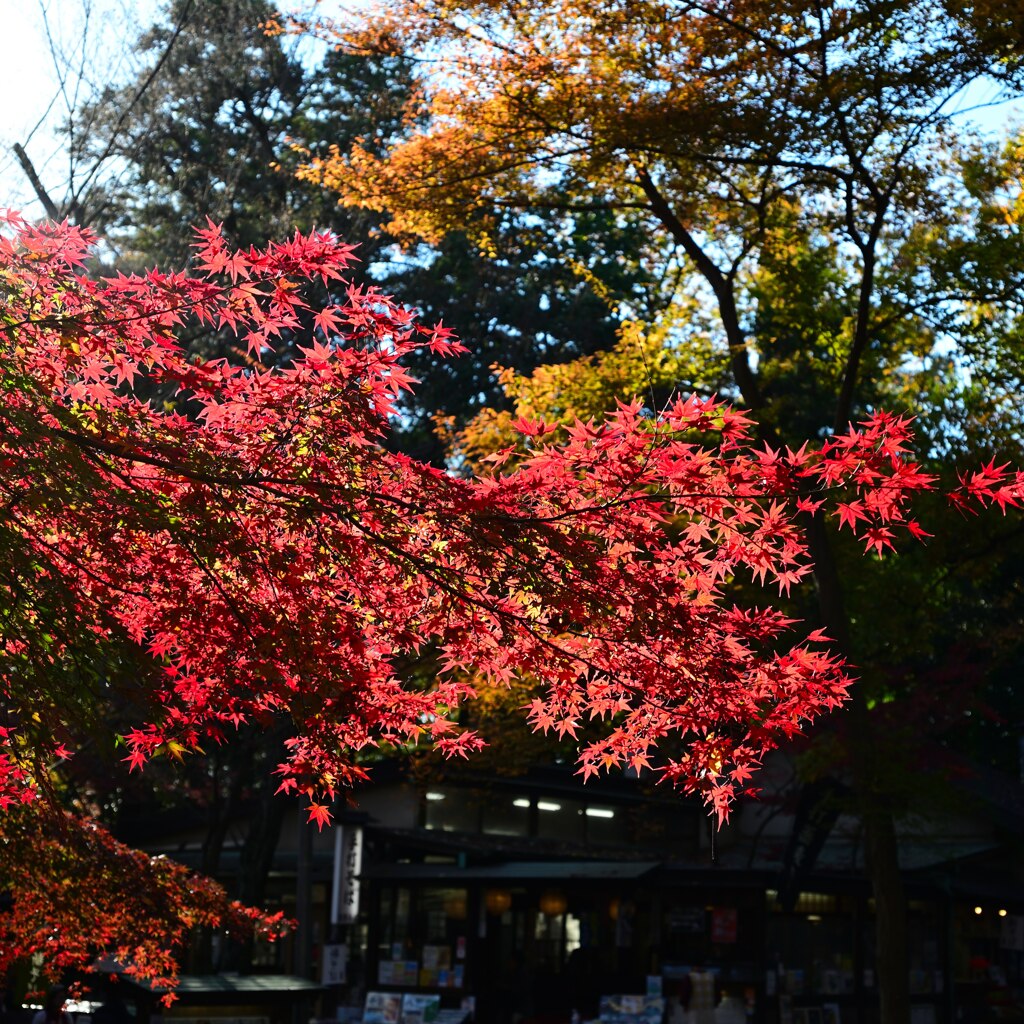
[536,797,585,842]
[584,805,623,845]
[483,795,530,836]
[424,788,480,833]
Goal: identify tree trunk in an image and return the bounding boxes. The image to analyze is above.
[223,726,291,972]
[805,514,910,1024]
[864,808,911,1024]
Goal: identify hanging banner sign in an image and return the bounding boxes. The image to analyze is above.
[710,907,738,943]
[332,824,365,925]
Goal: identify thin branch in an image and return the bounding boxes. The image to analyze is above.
[11,144,61,221]
[71,0,197,208]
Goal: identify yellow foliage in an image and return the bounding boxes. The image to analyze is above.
[287,0,772,247]
[450,299,729,468]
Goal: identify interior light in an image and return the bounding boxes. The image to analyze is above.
[485,888,513,915]
[585,807,615,819]
[539,889,568,916]
[974,906,983,915]
[513,798,531,808]
[444,893,468,920]
[999,909,1008,917]
[425,791,445,801]
[537,800,562,812]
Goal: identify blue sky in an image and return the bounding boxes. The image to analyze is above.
[0,0,160,214]
[0,0,337,218]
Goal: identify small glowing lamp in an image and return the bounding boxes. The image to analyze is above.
[539,889,568,916]
[485,888,513,915]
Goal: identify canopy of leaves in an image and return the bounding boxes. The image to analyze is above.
[0,803,288,997]
[292,0,1023,435]
[4,214,1013,981]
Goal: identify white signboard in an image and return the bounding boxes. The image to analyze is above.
[332,824,364,925]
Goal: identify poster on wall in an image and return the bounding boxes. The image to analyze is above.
[423,945,452,970]
[598,995,664,1024]
[365,993,402,1024]
[379,961,419,986]
[402,994,441,1024]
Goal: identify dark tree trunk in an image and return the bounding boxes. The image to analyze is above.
[222,724,291,972]
[806,514,910,1024]
[864,808,911,1024]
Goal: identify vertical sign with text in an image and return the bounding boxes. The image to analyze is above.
[331,824,365,926]
[322,942,348,985]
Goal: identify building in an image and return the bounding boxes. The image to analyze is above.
[126,752,1024,1024]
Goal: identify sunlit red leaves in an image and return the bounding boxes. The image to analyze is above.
[950,459,1024,514]
[0,210,1020,975]
[307,802,334,831]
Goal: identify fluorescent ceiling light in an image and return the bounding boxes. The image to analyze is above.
[585,807,615,819]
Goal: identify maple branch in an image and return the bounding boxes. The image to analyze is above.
[312,511,705,731]
[25,432,270,662]
[634,142,853,183]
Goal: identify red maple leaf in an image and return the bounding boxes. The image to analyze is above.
[306,803,333,831]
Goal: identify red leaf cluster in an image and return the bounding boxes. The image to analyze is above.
[0,802,289,999]
[0,212,1018,977]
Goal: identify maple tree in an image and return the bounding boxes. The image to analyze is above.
[11,0,665,944]
[0,210,1020,988]
[0,803,288,996]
